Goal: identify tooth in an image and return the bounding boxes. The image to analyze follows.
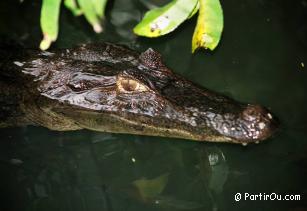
[258,122,265,129]
[267,113,273,119]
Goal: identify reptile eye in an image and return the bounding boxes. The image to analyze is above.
[117,77,148,92]
[121,79,138,91]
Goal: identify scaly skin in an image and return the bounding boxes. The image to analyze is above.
[0,43,278,144]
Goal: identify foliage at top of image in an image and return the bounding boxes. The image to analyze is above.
[39,0,223,53]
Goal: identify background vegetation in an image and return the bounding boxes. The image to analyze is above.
[40,0,223,52]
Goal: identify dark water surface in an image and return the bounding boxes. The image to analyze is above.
[0,0,307,210]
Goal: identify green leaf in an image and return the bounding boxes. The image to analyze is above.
[92,0,108,18]
[40,0,62,50]
[77,0,102,33]
[134,0,198,37]
[64,0,82,16]
[192,0,223,52]
[187,0,199,19]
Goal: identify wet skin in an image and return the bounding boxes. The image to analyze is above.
[0,43,278,144]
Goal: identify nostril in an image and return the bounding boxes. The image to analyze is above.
[242,104,265,121]
[239,104,279,141]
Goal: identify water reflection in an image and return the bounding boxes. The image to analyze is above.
[0,127,239,211]
[110,0,141,41]
[1,123,306,211]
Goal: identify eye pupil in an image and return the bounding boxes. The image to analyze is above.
[121,79,138,91]
[117,76,148,93]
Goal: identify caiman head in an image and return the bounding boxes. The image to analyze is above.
[21,43,278,144]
